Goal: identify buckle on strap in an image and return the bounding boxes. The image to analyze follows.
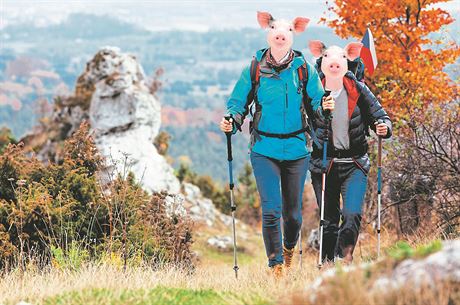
[329,147,366,158]
[254,127,309,139]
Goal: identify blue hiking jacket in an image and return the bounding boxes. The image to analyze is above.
[226,49,325,161]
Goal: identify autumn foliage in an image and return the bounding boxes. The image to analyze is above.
[322,0,459,120]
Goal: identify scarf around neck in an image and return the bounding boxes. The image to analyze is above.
[266,48,295,72]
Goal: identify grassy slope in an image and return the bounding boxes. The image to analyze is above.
[44,287,250,305]
[1,225,456,305]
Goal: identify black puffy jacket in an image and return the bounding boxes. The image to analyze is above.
[310,71,392,173]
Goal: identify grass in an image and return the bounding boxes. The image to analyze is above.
[1,225,456,305]
[386,239,443,261]
[44,287,238,305]
[192,221,265,266]
[0,262,306,305]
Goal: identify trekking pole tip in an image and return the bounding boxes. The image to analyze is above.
[233,265,239,279]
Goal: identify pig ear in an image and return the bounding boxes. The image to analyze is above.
[344,42,363,61]
[308,40,326,58]
[292,17,310,33]
[257,11,274,29]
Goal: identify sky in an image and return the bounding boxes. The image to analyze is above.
[0,0,333,31]
[0,0,460,31]
[2,0,457,32]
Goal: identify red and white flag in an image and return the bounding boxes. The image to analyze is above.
[360,28,378,75]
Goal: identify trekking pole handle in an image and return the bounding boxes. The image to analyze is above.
[224,115,233,162]
[377,119,383,168]
[375,119,385,136]
[322,90,332,119]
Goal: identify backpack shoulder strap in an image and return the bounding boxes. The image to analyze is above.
[297,63,311,102]
[297,63,308,84]
[297,62,321,148]
[250,57,260,84]
[248,57,260,118]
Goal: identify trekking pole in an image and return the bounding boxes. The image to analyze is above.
[318,91,331,269]
[224,115,239,279]
[376,119,383,258]
[299,229,302,269]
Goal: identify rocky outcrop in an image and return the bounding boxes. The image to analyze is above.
[309,239,460,301]
[84,47,180,194]
[373,239,460,290]
[22,47,180,194]
[182,182,234,227]
[207,236,233,251]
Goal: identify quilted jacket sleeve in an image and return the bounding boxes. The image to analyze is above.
[357,81,392,139]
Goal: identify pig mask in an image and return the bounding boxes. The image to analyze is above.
[308,40,363,91]
[257,11,310,59]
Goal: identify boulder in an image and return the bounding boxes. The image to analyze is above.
[207,236,233,251]
[84,47,180,194]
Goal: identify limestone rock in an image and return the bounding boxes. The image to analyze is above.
[85,47,180,194]
[373,239,460,291]
[207,236,233,251]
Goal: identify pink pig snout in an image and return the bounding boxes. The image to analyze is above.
[275,34,286,42]
[327,62,343,73]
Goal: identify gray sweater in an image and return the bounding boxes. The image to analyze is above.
[329,88,354,163]
[330,88,350,150]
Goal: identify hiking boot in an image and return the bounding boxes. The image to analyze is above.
[283,245,295,269]
[334,246,354,265]
[270,264,283,279]
[341,245,354,265]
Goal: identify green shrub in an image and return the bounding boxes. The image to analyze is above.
[387,240,443,261]
[51,241,90,271]
[0,122,194,270]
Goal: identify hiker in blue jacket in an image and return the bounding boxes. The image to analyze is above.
[219,12,331,276]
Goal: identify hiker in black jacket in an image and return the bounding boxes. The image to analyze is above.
[308,40,392,264]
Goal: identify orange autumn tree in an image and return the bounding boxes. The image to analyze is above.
[321,0,459,122]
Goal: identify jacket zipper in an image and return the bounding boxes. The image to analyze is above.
[285,83,288,108]
[284,82,288,133]
[283,82,288,156]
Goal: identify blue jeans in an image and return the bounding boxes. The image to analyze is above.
[311,161,368,262]
[250,151,309,267]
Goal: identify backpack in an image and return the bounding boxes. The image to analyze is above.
[246,51,320,148]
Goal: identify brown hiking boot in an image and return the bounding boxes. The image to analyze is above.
[270,264,283,279]
[341,245,354,265]
[283,245,295,269]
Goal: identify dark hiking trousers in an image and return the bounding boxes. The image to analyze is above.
[250,151,309,267]
[311,161,368,262]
